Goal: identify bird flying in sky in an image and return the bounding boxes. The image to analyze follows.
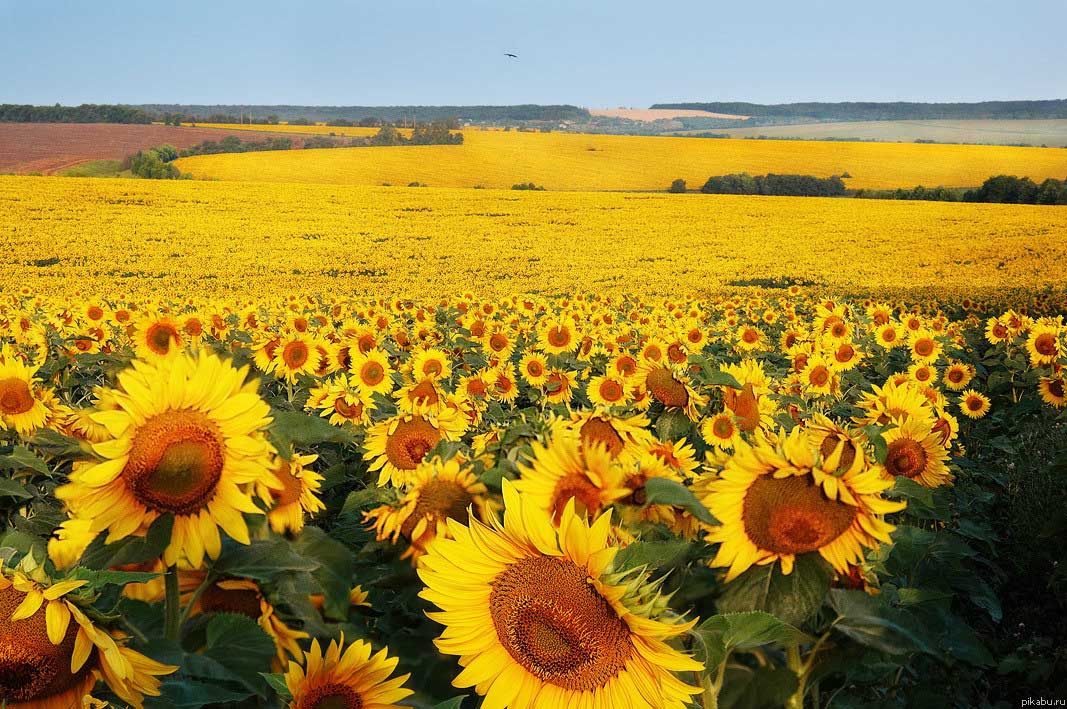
[504,53,518,58]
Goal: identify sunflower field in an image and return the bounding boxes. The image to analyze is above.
[1,281,1065,708]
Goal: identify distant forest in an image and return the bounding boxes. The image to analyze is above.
[138,104,589,123]
[0,103,587,125]
[651,100,1067,121]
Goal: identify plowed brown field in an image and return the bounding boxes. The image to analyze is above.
[0,123,319,173]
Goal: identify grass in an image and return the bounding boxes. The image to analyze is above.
[58,159,129,177]
[673,119,1067,148]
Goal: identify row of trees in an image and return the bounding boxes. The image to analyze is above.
[700,173,848,196]
[0,103,153,123]
[368,123,464,146]
[126,146,186,179]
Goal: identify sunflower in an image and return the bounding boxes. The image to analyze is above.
[566,410,652,461]
[874,322,904,349]
[703,428,904,581]
[194,577,308,669]
[54,351,279,568]
[282,634,412,709]
[516,434,630,524]
[942,362,975,391]
[410,348,452,381]
[882,415,953,487]
[133,316,184,361]
[637,362,706,420]
[306,374,375,426]
[984,317,1010,345]
[1026,324,1062,367]
[700,412,741,450]
[539,318,575,355]
[487,366,519,405]
[908,329,942,363]
[364,411,467,487]
[519,352,549,386]
[958,390,991,419]
[348,348,394,396]
[587,373,631,408]
[1038,375,1066,408]
[365,457,493,564]
[735,324,764,352]
[0,346,52,435]
[418,481,703,709]
[799,355,837,396]
[0,564,176,708]
[273,335,316,384]
[853,379,934,427]
[394,377,446,415]
[643,437,701,479]
[541,368,577,405]
[258,452,325,534]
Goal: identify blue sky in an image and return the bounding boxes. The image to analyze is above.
[1,0,1064,107]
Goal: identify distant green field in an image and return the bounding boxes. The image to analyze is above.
[58,159,129,177]
[670,119,1067,147]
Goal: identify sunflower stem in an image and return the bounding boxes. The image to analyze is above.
[177,574,215,629]
[785,642,806,709]
[164,565,182,642]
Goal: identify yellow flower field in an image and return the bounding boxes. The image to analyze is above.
[175,126,1067,190]
[186,122,385,137]
[2,175,1065,302]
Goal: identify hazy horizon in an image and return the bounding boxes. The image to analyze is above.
[2,0,1065,107]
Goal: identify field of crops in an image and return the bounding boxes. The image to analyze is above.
[0,158,1066,708]
[3,175,1066,303]
[174,127,1067,190]
[687,119,1067,148]
[0,123,322,175]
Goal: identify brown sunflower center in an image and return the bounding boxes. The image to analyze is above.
[526,360,544,377]
[580,418,624,458]
[646,367,688,408]
[283,342,309,369]
[742,475,857,555]
[199,583,262,618]
[0,378,34,416]
[1049,378,1065,398]
[551,473,605,524]
[123,410,225,515]
[489,333,509,351]
[0,588,95,703]
[1034,333,1057,356]
[385,417,440,470]
[409,379,439,407]
[400,480,472,539]
[146,322,179,355]
[333,397,363,419]
[490,556,633,691]
[947,368,964,383]
[548,327,571,348]
[885,439,928,478]
[296,681,364,709]
[712,416,735,439]
[819,435,857,474]
[808,366,830,387]
[272,461,304,507]
[724,384,760,431]
[360,361,384,386]
[597,379,625,403]
[914,339,935,357]
[966,396,985,412]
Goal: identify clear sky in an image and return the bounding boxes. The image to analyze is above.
[1,0,1064,107]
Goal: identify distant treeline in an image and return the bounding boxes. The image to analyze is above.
[858,175,1067,205]
[652,100,1067,121]
[700,173,847,197]
[0,103,154,123]
[684,173,1067,205]
[140,104,589,123]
